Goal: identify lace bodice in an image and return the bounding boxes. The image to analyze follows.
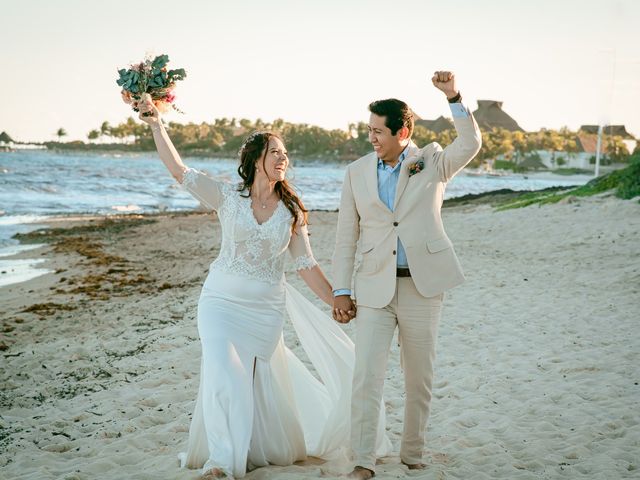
[180,167,318,284]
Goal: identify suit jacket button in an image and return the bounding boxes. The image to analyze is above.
[393,221,398,226]
[393,250,397,255]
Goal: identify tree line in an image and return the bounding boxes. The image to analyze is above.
[48,117,636,166]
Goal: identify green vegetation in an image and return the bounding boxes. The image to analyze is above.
[494,159,528,173]
[496,153,640,210]
[442,186,573,208]
[55,127,67,142]
[40,117,636,166]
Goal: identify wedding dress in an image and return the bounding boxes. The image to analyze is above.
[175,167,391,478]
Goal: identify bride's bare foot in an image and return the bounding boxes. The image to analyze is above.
[347,466,375,479]
[401,461,427,470]
[200,467,226,478]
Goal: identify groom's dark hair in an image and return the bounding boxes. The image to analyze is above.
[369,98,414,138]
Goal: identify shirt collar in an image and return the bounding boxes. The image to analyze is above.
[378,143,411,170]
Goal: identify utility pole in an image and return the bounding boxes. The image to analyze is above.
[595,125,603,178]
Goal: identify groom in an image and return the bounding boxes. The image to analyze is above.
[331,71,482,478]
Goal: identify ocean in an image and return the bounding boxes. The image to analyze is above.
[0,150,590,287]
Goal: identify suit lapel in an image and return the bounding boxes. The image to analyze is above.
[393,142,419,209]
[363,153,390,211]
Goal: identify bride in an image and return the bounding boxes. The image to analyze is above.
[133,94,391,478]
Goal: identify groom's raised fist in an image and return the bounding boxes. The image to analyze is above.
[431,71,458,99]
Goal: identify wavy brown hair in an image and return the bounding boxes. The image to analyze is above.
[237,131,308,234]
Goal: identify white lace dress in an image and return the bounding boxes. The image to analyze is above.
[176,168,391,478]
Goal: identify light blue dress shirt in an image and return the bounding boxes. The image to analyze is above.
[333,102,470,297]
[378,145,410,268]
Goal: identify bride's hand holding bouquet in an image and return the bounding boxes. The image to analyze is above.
[136,94,161,127]
[117,53,186,125]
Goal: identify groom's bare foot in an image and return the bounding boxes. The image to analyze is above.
[200,467,226,478]
[347,466,375,479]
[402,461,427,470]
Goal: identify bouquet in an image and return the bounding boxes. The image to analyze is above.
[117,54,187,116]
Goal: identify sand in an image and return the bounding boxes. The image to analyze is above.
[1,194,639,479]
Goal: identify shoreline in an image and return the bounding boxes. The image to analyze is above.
[0,185,577,289]
[3,148,627,175]
[3,147,358,163]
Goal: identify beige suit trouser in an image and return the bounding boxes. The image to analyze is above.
[351,277,443,471]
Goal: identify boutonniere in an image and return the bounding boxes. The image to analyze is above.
[408,159,424,177]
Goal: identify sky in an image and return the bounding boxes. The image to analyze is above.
[1,0,639,142]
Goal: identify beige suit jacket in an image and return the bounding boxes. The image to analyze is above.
[332,112,482,308]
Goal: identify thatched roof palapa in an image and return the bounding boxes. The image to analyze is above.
[472,100,524,132]
[414,115,454,133]
[0,131,14,143]
[579,125,635,140]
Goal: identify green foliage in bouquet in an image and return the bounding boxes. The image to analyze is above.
[116,54,187,115]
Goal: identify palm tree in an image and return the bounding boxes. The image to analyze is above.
[109,124,127,144]
[100,121,111,142]
[606,135,630,163]
[536,129,564,167]
[124,117,146,143]
[511,131,528,164]
[87,129,100,143]
[55,128,67,142]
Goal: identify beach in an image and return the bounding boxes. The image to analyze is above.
[1,194,639,479]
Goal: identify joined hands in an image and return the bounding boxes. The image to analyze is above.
[333,295,356,324]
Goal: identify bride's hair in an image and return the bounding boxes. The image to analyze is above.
[237,131,309,233]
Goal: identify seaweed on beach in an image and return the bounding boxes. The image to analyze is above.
[495,155,640,210]
[61,266,155,300]
[13,216,163,310]
[14,216,157,244]
[53,237,127,265]
[21,303,76,316]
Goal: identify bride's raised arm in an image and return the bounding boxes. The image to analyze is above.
[136,93,224,210]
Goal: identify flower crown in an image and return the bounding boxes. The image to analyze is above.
[239,131,269,154]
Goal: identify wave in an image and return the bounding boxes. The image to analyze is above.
[111,204,143,212]
[0,214,49,226]
[0,243,45,258]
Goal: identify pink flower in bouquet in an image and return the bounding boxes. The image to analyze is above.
[117,54,187,116]
[155,101,173,114]
[121,90,133,105]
